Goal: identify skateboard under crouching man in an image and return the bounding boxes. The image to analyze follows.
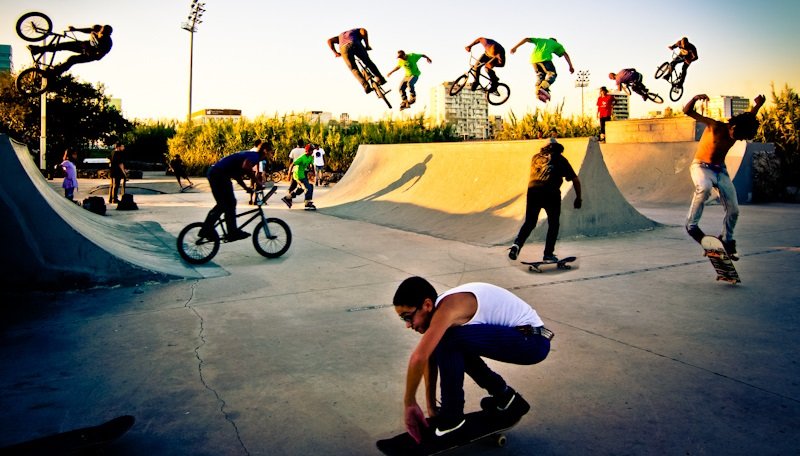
[701,236,740,284]
[522,256,576,273]
[377,407,525,456]
[0,415,134,455]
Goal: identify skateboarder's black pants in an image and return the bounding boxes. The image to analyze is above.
[513,187,561,257]
[434,324,550,420]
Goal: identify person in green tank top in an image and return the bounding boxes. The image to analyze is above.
[386,50,432,110]
[510,36,574,102]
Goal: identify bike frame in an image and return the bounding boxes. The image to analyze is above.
[214,187,277,240]
[463,53,497,91]
[30,30,79,71]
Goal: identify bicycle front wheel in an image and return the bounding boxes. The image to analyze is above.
[16,67,48,96]
[669,84,684,102]
[487,83,510,106]
[654,62,671,80]
[449,74,469,96]
[372,81,392,109]
[16,12,52,41]
[177,222,220,264]
[253,218,292,258]
[648,92,664,104]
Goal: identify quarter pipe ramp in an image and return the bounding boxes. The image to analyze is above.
[317,138,659,246]
[0,134,224,290]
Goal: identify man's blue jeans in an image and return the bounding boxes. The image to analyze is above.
[434,324,550,419]
[686,161,739,242]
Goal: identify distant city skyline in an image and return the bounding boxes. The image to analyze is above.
[1,0,798,121]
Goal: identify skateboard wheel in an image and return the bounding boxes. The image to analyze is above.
[495,433,507,447]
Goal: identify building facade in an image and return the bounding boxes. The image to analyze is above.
[610,92,629,120]
[0,45,11,73]
[429,82,490,139]
[706,95,750,120]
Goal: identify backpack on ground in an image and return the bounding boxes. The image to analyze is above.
[117,193,138,211]
[82,196,106,215]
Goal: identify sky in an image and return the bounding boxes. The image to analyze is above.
[1,0,799,121]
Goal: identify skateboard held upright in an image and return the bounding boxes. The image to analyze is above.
[700,236,740,284]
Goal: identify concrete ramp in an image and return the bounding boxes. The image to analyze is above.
[0,134,225,290]
[600,141,766,205]
[318,138,659,246]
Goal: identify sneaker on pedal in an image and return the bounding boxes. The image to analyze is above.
[364,85,373,94]
[400,100,410,111]
[198,227,215,239]
[718,236,739,261]
[226,230,250,242]
[408,96,416,105]
[304,201,317,211]
[508,244,520,260]
[543,254,559,263]
[281,195,293,208]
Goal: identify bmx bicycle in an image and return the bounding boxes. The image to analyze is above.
[14,11,76,96]
[654,50,686,102]
[356,56,392,109]
[620,76,663,104]
[449,54,510,106]
[177,186,292,264]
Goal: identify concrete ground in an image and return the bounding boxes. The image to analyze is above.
[1,175,798,455]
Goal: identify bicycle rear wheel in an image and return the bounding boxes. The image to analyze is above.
[177,222,220,264]
[669,84,684,102]
[16,12,52,41]
[654,62,671,80]
[252,218,292,258]
[16,67,48,96]
[450,74,469,96]
[487,82,510,105]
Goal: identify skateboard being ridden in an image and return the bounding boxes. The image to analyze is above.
[386,278,553,454]
[523,256,576,273]
[377,397,530,455]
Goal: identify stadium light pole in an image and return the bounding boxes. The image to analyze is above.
[575,70,590,117]
[181,0,205,122]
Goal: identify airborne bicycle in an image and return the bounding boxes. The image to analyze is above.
[654,50,686,102]
[177,186,292,264]
[620,76,664,104]
[14,12,74,96]
[449,54,510,106]
[356,55,392,109]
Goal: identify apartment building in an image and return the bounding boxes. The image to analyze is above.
[429,82,490,139]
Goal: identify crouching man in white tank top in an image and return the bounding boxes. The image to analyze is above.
[393,276,553,444]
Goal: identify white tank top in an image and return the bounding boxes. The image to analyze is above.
[435,282,544,327]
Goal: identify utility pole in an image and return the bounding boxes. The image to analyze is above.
[575,70,590,117]
[182,0,205,122]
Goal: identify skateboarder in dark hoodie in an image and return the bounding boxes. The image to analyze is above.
[508,139,582,262]
[392,276,553,444]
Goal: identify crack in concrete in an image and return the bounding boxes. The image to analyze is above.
[184,281,250,455]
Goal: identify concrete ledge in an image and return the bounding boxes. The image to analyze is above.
[606,117,705,143]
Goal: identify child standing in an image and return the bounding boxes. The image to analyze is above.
[60,149,78,201]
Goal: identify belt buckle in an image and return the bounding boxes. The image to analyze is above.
[539,327,555,341]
